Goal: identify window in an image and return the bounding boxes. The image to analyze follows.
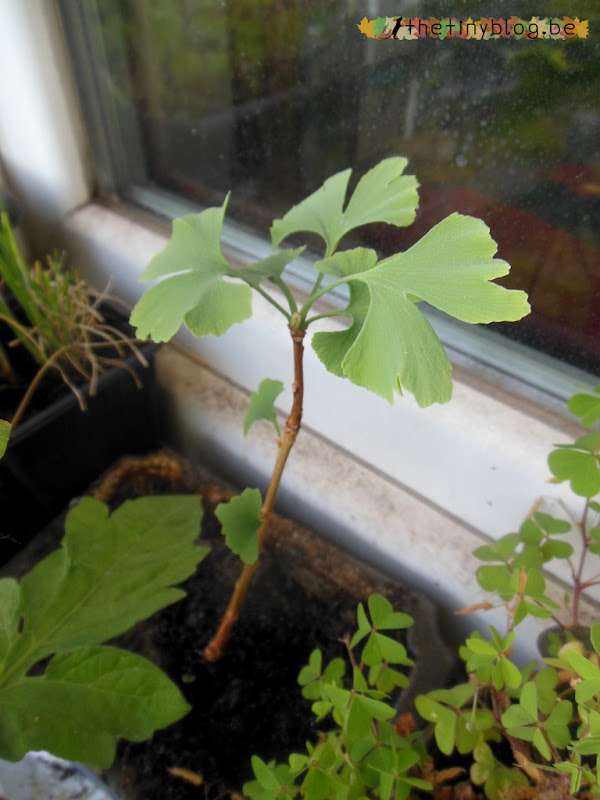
[59,1,600,379]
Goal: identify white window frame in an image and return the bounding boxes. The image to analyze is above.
[1,1,597,656]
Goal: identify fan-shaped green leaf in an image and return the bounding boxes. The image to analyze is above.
[215,488,263,564]
[271,158,419,255]
[313,214,529,407]
[130,199,253,341]
[244,379,284,437]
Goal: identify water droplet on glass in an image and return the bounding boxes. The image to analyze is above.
[456,155,467,168]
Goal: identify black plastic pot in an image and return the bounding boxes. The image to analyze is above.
[0,342,162,563]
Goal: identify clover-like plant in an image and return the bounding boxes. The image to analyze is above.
[130,156,530,660]
[414,385,600,799]
[244,594,431,800]
[0,494,207,768]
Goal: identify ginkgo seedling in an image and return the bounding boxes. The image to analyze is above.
[131,156,530,660]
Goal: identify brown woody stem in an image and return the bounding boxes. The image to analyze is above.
[204,327,306,662]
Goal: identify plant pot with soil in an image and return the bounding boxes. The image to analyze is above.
[0,156,532,797]
[0,209,161,556]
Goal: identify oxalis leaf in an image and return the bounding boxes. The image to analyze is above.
[270,157,419,256]
[0,495,207,767]
[215,488,263,564]
[312,214,530,407]
[130,197,301,342]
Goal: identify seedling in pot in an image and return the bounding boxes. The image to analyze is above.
[244,387,600,800]
[130,156,530,661]
[0,210,147,428]
[413,385,600,799]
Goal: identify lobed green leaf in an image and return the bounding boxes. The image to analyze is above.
[215,488,263,564]
[271,157,419,256]
[244,378,285,437]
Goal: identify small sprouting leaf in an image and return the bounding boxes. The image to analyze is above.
[543,701,573,749]
[568,386,600,428]
[541,539,574,561]
[367,594,413,630]
[298,650,322,688]
[131,199,254,341]
[244,379,284,437]
[548,433,600,498]
[215,489,263,564]
[312,213,529,407]
[476,565,512,595]
[415,695,457,755]
[533,512,571,535]
[238,247,306,289]
[519,519,543,546]
[271,158,419,255]
[0,420,10,460]
[473,533,520,562]
[349,602,372,648]
[246,756,285,800]
[567,651,600,702]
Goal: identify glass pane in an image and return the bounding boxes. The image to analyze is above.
[61,1,600,375]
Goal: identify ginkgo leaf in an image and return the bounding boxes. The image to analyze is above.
[312,214,530,406]
[244,379,285,437]
[271,158,419,255]
[130,199,256,341]
[215,488,263,564]
[239,248,305,289]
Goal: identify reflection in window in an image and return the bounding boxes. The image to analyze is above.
[60,1,600,374]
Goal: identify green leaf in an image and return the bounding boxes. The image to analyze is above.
[0,495,206,767]
[238,247,305,289]
[312,213,529,407]
[271,158,419,255]
[532,512,571,535]
[367,594,413,630]
[246,756,287,800]
[476,565,512,595]
[349,602,372,648]
[0,579,20,667]
[473,533,520,562]
[591,622,600,655]
[215,488,263,564]
[415,694,457,755]
[548,433,600,498]
[0,645,189,767]
[568,386,600,428]
[130,199,253,341]
[0,420,10,460]
[244,378,285,437]
[3,496,206,670]
[544,701,573,748]
[541,539,574,561]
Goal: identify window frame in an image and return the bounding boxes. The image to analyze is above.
[1,0,598,655]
